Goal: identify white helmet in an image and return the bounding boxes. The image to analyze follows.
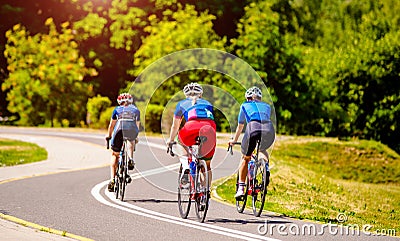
[117,93,133,105]
[183,82,203,97]
[245,86,262,99]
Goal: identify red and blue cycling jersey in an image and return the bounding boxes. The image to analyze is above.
[238,100,271,124]
[174,98,214,121]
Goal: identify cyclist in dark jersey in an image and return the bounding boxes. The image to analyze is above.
[106,93,140,192]
[228,86,275,198]
[167,82,216,186]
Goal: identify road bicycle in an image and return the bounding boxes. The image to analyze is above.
[167,136,210,223]
[228,140,270,217]
[107,137,132,201]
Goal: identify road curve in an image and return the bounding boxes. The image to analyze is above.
[0,127,398,241]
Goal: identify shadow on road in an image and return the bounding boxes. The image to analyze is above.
[127,198,177,203]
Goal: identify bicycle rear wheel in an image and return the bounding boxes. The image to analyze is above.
[195,159,209,223]
[252,158,269,217]
[119,153,128,201]
[177,165,191,218]
[235,172,249,213]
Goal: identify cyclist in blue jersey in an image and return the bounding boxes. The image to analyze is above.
[228,86,275,199]
[167,82,216,186]
[106,93,141,192]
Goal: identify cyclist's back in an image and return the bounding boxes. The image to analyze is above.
[112,104,140,140]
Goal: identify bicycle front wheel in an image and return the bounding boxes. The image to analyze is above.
[114,169,120,199]
[195,159,209,223]
[177,165,191,218]
[235,172,248,213]
[252,158,269,217]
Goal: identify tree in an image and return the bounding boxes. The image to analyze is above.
[86,94,111,128]
[2,18,97,126]
[130,4,230,132]
[231,1,306,134]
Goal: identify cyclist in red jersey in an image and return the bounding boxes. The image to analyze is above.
[167,83,216,186]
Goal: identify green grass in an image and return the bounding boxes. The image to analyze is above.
[216,137,400,236]
[0,138,48,166]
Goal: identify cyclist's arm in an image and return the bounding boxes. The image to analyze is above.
[231,123,244,144]
[107,119,117,138]
[136,120,141,130]
[168,116,182,143]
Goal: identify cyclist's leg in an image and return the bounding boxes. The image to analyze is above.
[111,129,123,174]
[198,120,216,186]
[259,121,275,162]
[236,124,258,197]
[109,129,123,190]
[178,121,198,169]
[174,131,190,187]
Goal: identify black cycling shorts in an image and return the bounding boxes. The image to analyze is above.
[111,120,139,152]
[241,121,275,156]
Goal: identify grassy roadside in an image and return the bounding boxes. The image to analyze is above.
[0,138,47,166]
[216,136,400,236]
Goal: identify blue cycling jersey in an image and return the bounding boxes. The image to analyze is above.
[174,98,214,121]
[111,105,140,121]
[238,100,271,124]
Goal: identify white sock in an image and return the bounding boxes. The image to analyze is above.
[238,182,246,191]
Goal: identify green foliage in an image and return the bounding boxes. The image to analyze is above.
[0,138,47,166]
[108,2,148,51]
[231,1,305,134]
[73,13,108,40]
[281,140,400,184]
[2,18,97,126]
[132,3,226,75]
[130,3,230,132]
[98,106,115,129]
[86,94,112,128]
[145,104,165,133]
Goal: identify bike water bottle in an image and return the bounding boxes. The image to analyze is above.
[189,161,196,179]
[248,159,255,179]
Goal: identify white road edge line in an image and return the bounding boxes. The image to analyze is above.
[80,131,280,241]
[91,164,281,241]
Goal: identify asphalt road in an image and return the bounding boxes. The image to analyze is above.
[0,127,398,241]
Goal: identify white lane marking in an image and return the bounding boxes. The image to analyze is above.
[91,164,281,241]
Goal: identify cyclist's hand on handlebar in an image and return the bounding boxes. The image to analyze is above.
[227,141,234,155]
[105,136,111,149]
[166,140,176,157]
[227,140,241,155]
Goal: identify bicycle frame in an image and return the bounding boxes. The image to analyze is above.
[229,139,269,217]
[169,136,210,222]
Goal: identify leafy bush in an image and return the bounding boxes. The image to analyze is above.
[86,95,111,128]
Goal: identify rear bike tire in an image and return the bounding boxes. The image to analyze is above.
[177,165,191,218]
[252,158,268,217]
[195,159,209,223]
[119,152,128,201]
[235,172,249,213]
